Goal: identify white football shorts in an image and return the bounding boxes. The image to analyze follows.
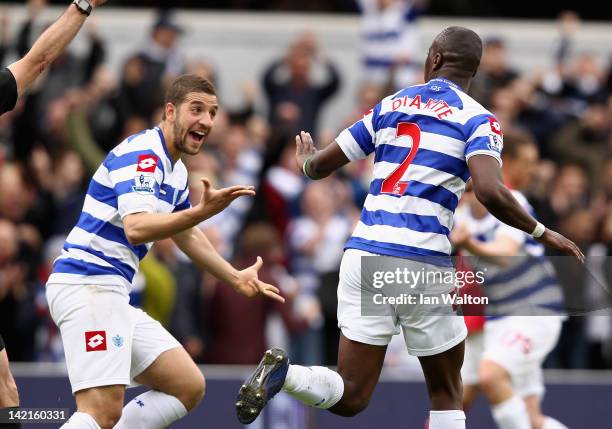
[461,316,563,397]
[337,249,467,356]
[46,283,181,393]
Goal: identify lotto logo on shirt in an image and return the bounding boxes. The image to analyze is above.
[85,331,107,352]
[136,155,158,173]
[488,117,502,135]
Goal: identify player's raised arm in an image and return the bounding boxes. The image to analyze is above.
[467,155,584,261]
[298,103,378,179]
[7,0,107,97]
[296,131,350,180]
[123,178,255,246]
[172,225,285,303]
[451,222,520,267]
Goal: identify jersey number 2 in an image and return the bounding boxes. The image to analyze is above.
[380,122,421,195]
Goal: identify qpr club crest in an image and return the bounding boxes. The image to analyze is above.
[112,334,124,348]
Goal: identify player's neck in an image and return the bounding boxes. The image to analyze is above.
[430,72,470,92]
[159,121,181,164]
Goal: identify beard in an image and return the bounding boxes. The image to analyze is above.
[172,117,200,156]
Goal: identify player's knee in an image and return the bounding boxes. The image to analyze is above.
[0,374,19,407]
[478,360,508,394]
[178,371,206,411]
[88,406,123,429]
[78,387,124,429]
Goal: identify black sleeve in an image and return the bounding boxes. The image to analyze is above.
[0,68,18,115]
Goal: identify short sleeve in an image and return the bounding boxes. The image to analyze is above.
[464,114,503,166]
[105,150,164,218]
[335,108,376,161]
[0,68,18,115]
[173,187,191,213]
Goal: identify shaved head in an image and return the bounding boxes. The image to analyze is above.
[424,26,483,87]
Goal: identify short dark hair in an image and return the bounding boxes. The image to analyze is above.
[501,127,537,160]
[433,26,483,77]
[163,74,217,119]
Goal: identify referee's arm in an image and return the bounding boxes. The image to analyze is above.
[6,0,107,98]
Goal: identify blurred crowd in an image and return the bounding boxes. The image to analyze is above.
[0,2,611,370]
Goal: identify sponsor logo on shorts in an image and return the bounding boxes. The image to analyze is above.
[136,154,158,173]
[112,334,124,348]
[85,331,107,352]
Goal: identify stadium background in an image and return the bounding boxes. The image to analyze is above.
[0,0,611,427]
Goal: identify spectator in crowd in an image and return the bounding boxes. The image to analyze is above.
[470,36,519,108]
[203,223,308,364]
[357,0,427,90]
[263,32,340,136]
[550,101,611,187]
[10,0,106,160]
[120,10,186,120]
[287,180,355,364]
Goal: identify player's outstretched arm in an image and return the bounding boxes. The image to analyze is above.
[468,155,584,261]
[123,178,255,246]
[451,223,520,265]
[296,131,350,180]
[173,226,285,303]
[7,0,107,96]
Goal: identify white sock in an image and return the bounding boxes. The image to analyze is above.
[60,412,101,429]
[429,410,466,429]
[542,416,569,429]
[113,390,187,429]
[491,395,531,429]
[282,365,344,409]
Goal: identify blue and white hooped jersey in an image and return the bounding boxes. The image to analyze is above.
[48,127,190,291]
[336,78,504,263]
[455,191,565,318]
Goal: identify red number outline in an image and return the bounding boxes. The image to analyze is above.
[380,122,421,195]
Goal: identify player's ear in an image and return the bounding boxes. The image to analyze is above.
[432,52,443,71]
[165,102,176,122]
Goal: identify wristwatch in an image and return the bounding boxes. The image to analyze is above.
[73,0,93,16]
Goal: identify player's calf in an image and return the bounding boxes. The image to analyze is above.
[113,347,202,429]
[479,361,531,429]
[0,350,19,408]
[0,373,19,408]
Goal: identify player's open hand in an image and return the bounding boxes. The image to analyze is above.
[196,178,255,220]
[233,257,286,303]
[295,131,317,171]
[536,228,585,262]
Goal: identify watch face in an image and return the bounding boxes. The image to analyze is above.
[75,0,92,14]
